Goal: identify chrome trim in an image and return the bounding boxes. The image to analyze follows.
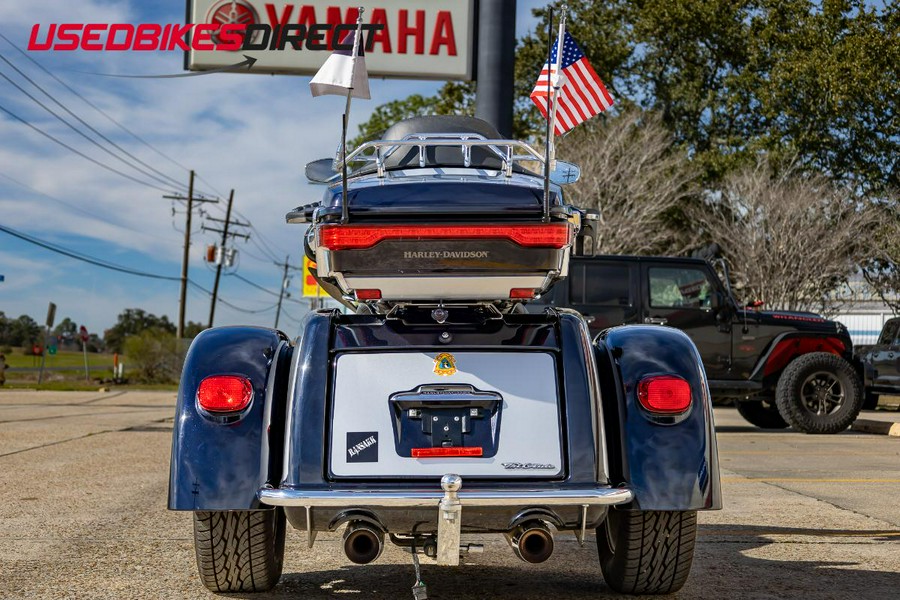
[259,486,633,508]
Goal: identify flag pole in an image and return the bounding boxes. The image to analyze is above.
[341,7,365,224]
[542,7,554,222]
[547,5,567,170]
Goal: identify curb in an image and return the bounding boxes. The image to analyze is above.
[852,419,900,437]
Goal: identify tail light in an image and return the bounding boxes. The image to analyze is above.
[197,375,253,413]
[319,223,571,250]
[637,375,692,414]
[411,447,484,458]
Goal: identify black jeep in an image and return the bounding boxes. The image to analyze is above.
[534,255,863,434]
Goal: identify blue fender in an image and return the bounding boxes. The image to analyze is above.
[168,326,290,510]
[595,325,722,511]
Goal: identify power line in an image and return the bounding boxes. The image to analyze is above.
[225,272,281,297]
[0,32,199,183]
[0,169,178,243]
[0,99,171,193]
[2,222,286,320]
[0,222,181,281]
[0,70,180,192]
[0,50,189,192]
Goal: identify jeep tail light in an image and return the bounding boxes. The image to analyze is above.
[319,224,571,250]
[637,375,692,414]
[356,289,382,300]
[412,447,483,458]
[510,288,536,299]
[197,375,253,413]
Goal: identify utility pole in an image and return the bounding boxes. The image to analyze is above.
[203,190,250,327]
[163,171,218,340]
[274,256,290,330]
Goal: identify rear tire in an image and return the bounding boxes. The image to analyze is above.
[735,399,789,429]
[775,353,862,434]
[193,509,285,593]
[597,509,697,595]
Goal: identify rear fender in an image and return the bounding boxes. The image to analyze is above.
[750,333,851,385]
[595,325,721,511]
[168,326,291,510]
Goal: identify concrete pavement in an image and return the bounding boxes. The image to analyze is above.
[0,390,897,599]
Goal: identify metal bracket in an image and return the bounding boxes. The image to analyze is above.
[437,474,462,566]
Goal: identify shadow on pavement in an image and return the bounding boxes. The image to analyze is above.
[222,524,899,599]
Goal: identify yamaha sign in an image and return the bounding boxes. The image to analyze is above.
[186,0,476,80]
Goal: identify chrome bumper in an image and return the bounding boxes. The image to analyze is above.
[260,476,632,566]
[258,484,633,508]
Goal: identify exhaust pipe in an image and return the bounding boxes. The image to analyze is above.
[506,521,554,564]
[342,521,384,564]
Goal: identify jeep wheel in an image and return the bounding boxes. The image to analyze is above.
[775,352,862,434]
[193,509,285,593]
[597,509,696,595]
[735,399,789,429]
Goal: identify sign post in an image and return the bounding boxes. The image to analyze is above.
[80,325,90,382]
[37,302,56,385]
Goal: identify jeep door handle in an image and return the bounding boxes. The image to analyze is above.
[644,317,668,325]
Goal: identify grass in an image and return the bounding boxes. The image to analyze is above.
[2,347,118,369]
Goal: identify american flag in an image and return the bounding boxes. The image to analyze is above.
[530,31,613,135]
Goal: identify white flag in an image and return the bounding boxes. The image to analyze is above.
[309,30,370,99]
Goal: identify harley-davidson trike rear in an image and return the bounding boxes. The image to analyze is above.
[169,117,721,596]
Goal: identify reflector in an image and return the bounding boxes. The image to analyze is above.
[637,375,692,414]
[356,289,382,300]
[411,447,484,458]
[510,288,536,299]
[319,223,571,250]
[197,375,253,413]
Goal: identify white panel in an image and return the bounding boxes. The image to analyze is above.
[330,352,563,477]
[189,0,475,80]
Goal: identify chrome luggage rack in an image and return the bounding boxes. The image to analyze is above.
[337,132,546,179]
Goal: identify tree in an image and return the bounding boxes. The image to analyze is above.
[124,329,180,384]
[560,109,699,254]
[689,161,878,312]
[5,315,41,348]
[355,1,898,191]
[861,200,900,313]
[104,308,176,353]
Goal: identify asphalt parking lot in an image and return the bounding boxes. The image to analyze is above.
[0,390,897,599]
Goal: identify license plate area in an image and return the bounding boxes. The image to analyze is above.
[390,385,502,457]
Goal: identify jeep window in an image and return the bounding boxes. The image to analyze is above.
[571,263,632,306]
[877,318,900,346]
[649,267,713,309]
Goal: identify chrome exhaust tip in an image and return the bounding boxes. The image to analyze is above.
[506,521,554,564]
[343,521,384,565]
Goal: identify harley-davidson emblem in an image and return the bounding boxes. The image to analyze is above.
[502,462,557,470]
[403,251,489,259]
[433,352,457,376]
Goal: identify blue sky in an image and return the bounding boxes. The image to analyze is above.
[0,1,545,335]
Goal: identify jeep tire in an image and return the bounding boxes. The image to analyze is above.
[735,399,789,429]
[775,352,862,434]
[193,509,286,593]
[597,509,696,595]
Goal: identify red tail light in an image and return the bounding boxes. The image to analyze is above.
[355,289,382,300]
[197,375,253,413]
[637,375,692,414]
[510,288,536,299]
[411,447,484,458]
[319,224,571,250]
